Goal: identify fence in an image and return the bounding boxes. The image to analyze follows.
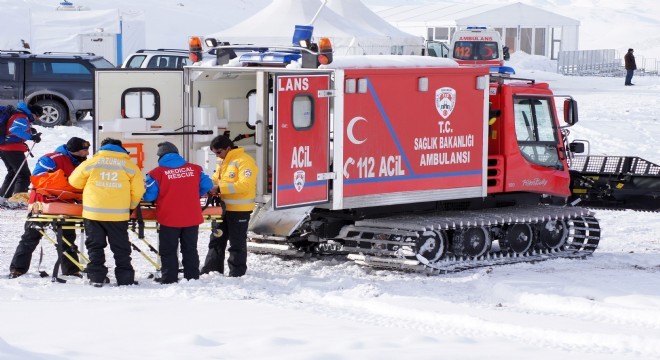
[557,49,659,76]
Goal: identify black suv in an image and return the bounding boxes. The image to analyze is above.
[0,51,115,126]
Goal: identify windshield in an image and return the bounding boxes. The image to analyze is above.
[91,58,116,69]
[453,41,499,60]
[513,97,563,169]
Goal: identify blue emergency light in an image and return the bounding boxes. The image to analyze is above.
[490,66,516,75]
[238,25,315,66]
[292,25,314,47]
[239,51,301,65]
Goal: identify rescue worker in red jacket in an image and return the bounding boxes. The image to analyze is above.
[201,135,257,277]
[8,137,90,278]
[143,142,213,284]
[68,138,145,287]
[0,102,43,200]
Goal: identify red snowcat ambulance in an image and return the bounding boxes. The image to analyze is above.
[90,29,658,273]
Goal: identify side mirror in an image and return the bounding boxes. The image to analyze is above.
[503,46,510,61]
[569,142,585,154]
[563,98,579,125]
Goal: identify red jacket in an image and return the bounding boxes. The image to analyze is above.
[0,112,33,152]
[148,162,206,227]
[29,150,82,204]
[39,151,79,177]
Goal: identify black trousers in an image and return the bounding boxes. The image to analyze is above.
[10,221,80,275]
[84,219,134,285]
[201,211,251,277]
[0,150,31,198]
[158,225,200,284]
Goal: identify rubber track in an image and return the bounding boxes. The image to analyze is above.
[344,205,601,274]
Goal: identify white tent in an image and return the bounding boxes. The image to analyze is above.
[207,0,424,56]
[376,2,580,59]
[326,0,424,54]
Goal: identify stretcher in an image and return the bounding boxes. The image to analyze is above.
[25,196,224,283]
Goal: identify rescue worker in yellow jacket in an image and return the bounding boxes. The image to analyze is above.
[201,135,257,277]
[69,138,145,287]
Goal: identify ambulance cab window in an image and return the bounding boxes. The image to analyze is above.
[121,88,160,120]
[513,97,563,169]
[453,41,474,60]
[454,41,499,60]
[292,94,314,130]
[478,43,499,60]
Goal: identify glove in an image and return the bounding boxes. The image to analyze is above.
[31,133,42,143]
[30,128,38,135]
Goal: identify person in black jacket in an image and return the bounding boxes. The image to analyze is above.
[624,48,637,86]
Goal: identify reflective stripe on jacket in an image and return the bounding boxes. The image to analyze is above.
[68,145,145,221]
[212,147,257,212]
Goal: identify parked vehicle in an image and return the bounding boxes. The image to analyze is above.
[92,28,658,273]
[121,49,192,69]
[449,26,512,73]
[0,50,114,126]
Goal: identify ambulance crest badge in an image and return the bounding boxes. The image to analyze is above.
[294,170,305,192]
[435,87,456,119]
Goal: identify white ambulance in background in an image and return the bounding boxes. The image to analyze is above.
[449,26,510,68]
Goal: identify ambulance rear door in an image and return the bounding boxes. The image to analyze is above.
[94,69,184,172]
[272,73,332,209]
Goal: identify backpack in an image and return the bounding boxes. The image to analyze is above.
[0,104,17,144]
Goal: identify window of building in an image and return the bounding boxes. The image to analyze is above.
[434,27,450,41]
[535,28,546,56]
[521,28,533,54]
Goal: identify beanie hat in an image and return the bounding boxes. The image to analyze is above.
[66,137,90,152]
[28,104,44,117]
[628,48,634,52]
[156,141,179,158]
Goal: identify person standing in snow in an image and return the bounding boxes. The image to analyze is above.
[201,135,257,277]
[142,141,213,284]
[8,137,90,279]
[0,102,43,201]
[624,48,637,86]
[68,138,145,287]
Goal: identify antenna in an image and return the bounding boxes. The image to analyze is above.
[308,0,328,26]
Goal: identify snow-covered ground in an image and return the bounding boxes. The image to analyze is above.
[1,53,659,360]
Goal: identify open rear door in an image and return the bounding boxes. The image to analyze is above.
[94,70,184,171]
[273,73,331,209]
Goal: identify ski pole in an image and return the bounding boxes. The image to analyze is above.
[2,142,37,198]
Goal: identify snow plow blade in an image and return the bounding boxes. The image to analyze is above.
[569,155,660,212]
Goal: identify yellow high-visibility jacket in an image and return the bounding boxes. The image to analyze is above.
[69,147,145,221]
[212,147,258,212]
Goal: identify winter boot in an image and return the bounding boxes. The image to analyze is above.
[8,271,24,279]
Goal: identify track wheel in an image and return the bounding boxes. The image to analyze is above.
[415,230,446,264]
[501,224,534,254]
[538,219,568,250]
[451,227,491,258]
